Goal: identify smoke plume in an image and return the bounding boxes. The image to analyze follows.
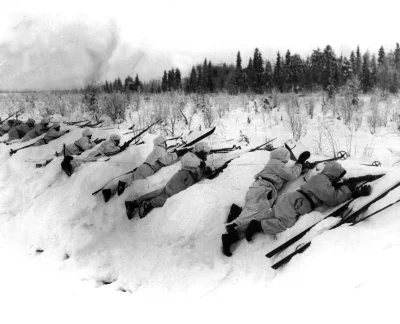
[0,17,120,90]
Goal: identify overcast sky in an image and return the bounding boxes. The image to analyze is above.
[0,0,399,89]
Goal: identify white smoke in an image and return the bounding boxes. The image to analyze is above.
[0,17,120,90]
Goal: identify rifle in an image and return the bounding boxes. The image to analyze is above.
[1,110,22,125]
[304,151,348,169]
[123,127,146,135]
[10,142,36,156]
[334,174,385,189]
[63,119,89,126]
[78,121,103,128]
[209,145,242,154]
[207,138,277,180]
[120,119,162,150]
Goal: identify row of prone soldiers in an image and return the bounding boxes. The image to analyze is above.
[60,131,213,218]
[60,129,373,259]
[1,117,70,145]
[3,118,374,258]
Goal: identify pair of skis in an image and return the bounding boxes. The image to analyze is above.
[266,174,399,270]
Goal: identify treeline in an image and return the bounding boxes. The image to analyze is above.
[95,43,400,95]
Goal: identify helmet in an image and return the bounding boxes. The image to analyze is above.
[82,129,92,137]
[52,122,60,129]
[110,134,121,142]
[270,147,290,163]
[41,117,50,125]
[322,162,347,180]
[194,142,211,153]
[181,152,200,169]
[27,118,35,126]
[153,135,166,146]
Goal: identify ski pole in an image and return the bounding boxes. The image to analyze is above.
[305,151,348,168]
[361,161,381,167]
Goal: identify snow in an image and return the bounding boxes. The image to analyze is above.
[1,100,400,323]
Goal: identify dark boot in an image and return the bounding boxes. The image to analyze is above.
[125,200,139,220]
[139,201,153,219]
[221,232,240,257]
[102,189,112,203]
[225,223,238,235]
[61,156,73,177]
[245,220,263,242]
[117,181,127,196]
[226,204,242,223]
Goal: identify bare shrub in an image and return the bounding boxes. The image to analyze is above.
[306,95,315,119]
[367,96,382,134]
[363,137,375,157]
[352,114,363,132]
[339,78,360,126]
[286,98,307,140]
[102,92,128,123]
[203,105,215,128]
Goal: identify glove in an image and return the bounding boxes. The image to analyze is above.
[343,181,358,192]
[203,166,213,176]
[65,130,70,133]
[351,185,372,199]
[296,151,311,167]
[120,142,129,151]
[176,148,190,157]
[199,161,206,169]
[265,144,274,151]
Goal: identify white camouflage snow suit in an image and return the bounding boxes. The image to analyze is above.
[230,147,302,238]
[260,161,352,235]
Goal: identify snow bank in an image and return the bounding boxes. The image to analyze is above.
[1,106,400,323]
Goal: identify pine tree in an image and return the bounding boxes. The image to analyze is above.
[310,48,324,89]
[378,46,386,66]
[196,65,204,93]
[264,60,273,91]
[253,48,264,93]
[134,74,141,92]
[273,52,284,92]
[207,61,214,92]
[360,52,373,93]
[350,51,356,75]
[389,72,399,93]
[234,51,246,93]
[371,54,377,87]
[289,54,304,92]
[175,68,182,90]
[188,67,197,93]
[167,69,175,91]
[341,57,352,85]
[246,57,256,92]
[321,45,337,90]
[161,71,168,92]
[356,46,362,75]
[284,50,292,90]
[395,43,400,70]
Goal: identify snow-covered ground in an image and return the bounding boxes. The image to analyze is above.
[1,98,400,323]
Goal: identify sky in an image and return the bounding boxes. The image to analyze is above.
[0,0,400,89]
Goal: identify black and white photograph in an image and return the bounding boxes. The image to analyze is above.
[0,0,399,323]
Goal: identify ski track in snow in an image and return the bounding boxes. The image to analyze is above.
[0,107,400,323]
